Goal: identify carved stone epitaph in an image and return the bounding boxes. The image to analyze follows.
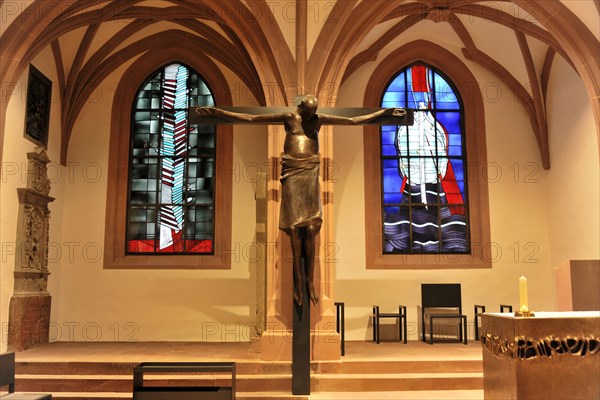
[7,150,55,351]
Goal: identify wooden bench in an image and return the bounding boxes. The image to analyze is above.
[132,361,236,400]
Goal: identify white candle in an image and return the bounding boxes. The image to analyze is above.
[519,275,529,312]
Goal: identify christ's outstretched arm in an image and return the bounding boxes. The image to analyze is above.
[318,107,406,125]
[195,106,292,124]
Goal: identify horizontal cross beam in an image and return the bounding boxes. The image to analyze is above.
[188,106,414,126]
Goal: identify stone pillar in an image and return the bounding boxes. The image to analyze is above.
[7,150,54,351]
[255,172,268,335]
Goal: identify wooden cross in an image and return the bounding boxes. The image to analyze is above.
[189,95,413,395]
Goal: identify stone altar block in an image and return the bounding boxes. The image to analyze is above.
[481,312,600,400]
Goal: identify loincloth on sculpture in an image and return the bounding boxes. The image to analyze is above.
[279,154,323,232]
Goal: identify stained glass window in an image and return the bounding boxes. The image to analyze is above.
[127,63,215,254]
[381,63,469,254]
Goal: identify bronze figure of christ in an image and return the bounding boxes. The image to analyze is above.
[192,95,411,306]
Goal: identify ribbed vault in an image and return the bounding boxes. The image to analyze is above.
[0,0,598,167]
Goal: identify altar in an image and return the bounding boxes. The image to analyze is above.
[480,311,600,399]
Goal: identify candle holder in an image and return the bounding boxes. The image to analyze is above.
[514,310,535,318]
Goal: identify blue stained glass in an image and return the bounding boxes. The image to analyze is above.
[384,206,400,216]
[383,168,403,193]
[381,127,396,145]
[382,159,398,169]
[387,72,406,92]
[382,100,404,108]
[451,159,464,181]
[448,133,462,147]
[382,91,404,105]
[448,145,462,156]
[382,144,397,156]
[436,100,459,110]
[407,91,430,109]
[380,63,468,254]
[436,112,461,134]
[434,73,459,109]
[454,180,466,197]
[383,193,403,205]
[406,68,413,89]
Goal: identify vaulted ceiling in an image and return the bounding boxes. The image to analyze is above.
[1,0,598,166]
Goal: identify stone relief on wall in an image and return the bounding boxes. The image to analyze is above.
[23,206,45,270]
[27,150,51,195]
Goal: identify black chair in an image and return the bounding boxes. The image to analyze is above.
[500,304,513,313]
[474,304,515,340]
[420,283,467,345]
[372,305,407,344]
[0,352,52,399]
[335,302,345,356]
[473,304,486,341]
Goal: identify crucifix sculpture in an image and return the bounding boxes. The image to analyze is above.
[191,95,412,395]
[191,95,413,306]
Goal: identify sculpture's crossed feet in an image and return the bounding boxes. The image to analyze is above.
[308,282,319,306]
[294,285,319,306]
[294,288,303,306]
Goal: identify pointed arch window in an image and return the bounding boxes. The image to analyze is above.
[127,63,216,254]
[363,41,491,269]
[380,63,469,254]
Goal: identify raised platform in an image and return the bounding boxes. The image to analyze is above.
[11,341,484,399]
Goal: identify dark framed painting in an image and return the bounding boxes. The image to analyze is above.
[24,65,52,147]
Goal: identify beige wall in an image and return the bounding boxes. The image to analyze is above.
[545,57,600,267]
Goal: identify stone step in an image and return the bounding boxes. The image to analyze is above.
[48,392,308,400]
[14,390,484,400]
[16,359,481,375]
[41,393,129,400]
[312,372,483,391]
[308,390,484,399]
[17,371,482,393]
[17,374,289,393]
[16,361,294,375]
[47,391,484,400]
[316,359,482,374]
[237,394,308,400]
